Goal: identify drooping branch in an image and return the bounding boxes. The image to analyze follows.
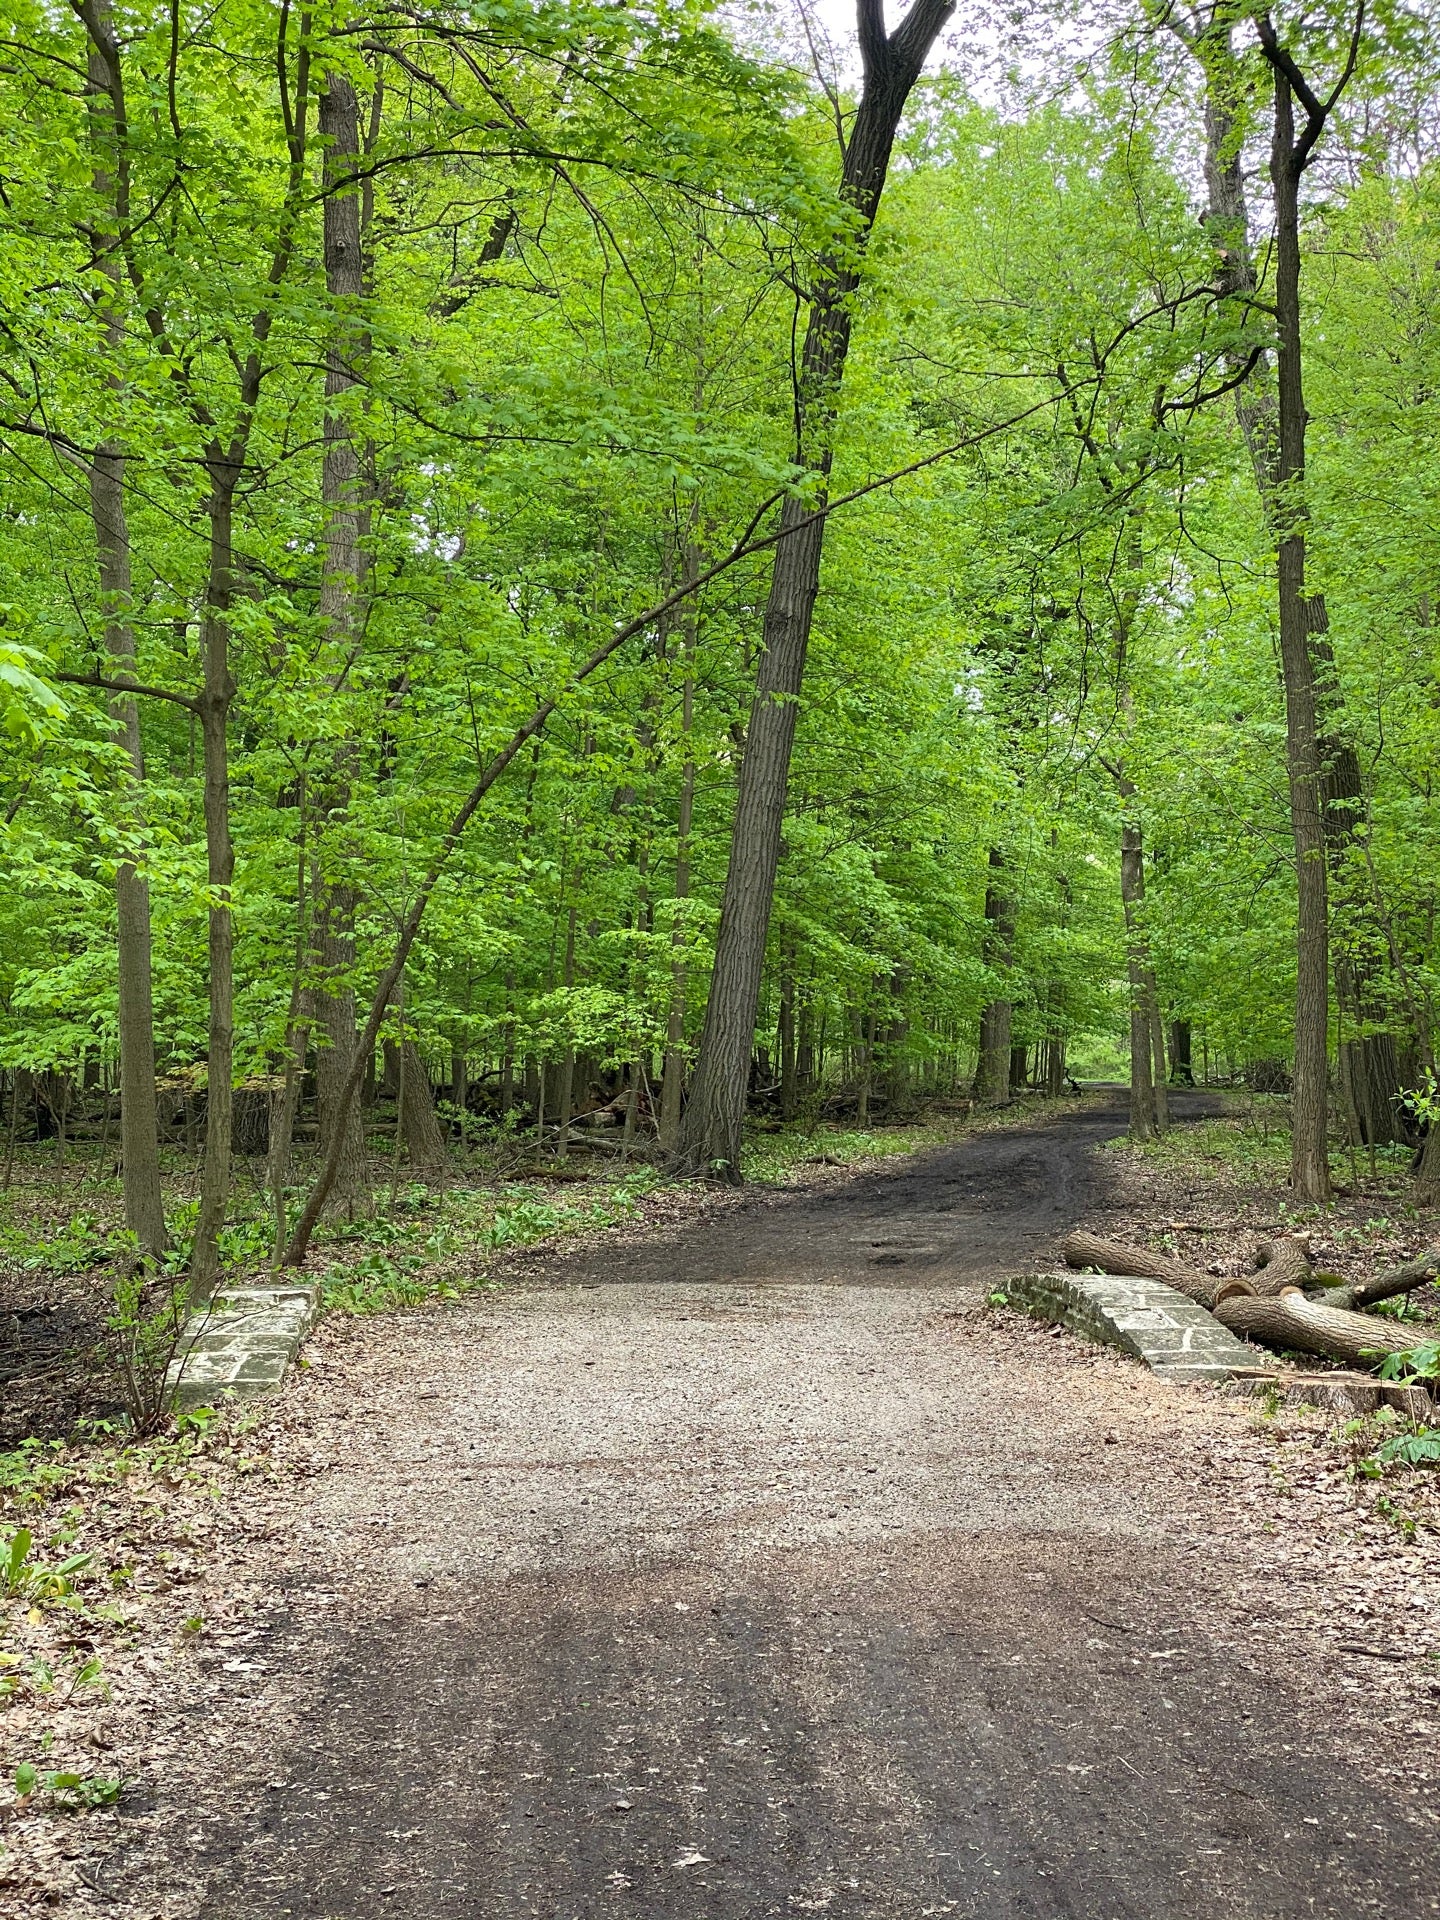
[52,667,199,713]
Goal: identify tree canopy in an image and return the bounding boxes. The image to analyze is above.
[4,0,1439,1270]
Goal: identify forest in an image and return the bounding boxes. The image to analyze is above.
[1,0,1439,1281]
[11,3,1440,1911]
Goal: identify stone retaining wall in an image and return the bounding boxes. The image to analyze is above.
[165,1284,320,1411]
[1002,1270,1253,1384]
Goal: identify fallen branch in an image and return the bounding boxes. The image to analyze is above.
[1213,1288,1416,1368]
[1323,1244,1440,1314]
[1061,1229,1423,1374]
[1060,1229,1240,1309]
[1249,1234,1314,1296]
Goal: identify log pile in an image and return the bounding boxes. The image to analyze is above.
[1061,1229,1440,1375]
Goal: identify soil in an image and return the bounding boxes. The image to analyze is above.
[84,1092,1440,1920]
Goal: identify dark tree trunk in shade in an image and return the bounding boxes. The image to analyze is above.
[674,0,954,1180]
[974,848,1013,1105]
[1169,1020,1194,1086]
[188,469,240,1299]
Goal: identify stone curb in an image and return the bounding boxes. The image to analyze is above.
[165,1284,321,1411]
[1001,1270,1252,1383]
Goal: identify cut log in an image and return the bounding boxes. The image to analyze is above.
[1060,1229,1224,1308]
[1251,1235,1313,1295]
[1380,1383,1434,1421]
[1322,1244,1440,1314]
[1227,1372,1383,1415]
[1214,1288,1418,1368]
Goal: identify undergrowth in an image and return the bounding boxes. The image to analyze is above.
[1107,1100,1418,1199]
[314,1172,660,1313]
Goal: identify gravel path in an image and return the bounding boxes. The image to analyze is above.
[116,1099,1440,1918]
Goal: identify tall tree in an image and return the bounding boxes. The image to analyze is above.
[1257,6,1366,1201]
[674,0,954,1179]
[81,0,166,1257]
[311,66,372,1216]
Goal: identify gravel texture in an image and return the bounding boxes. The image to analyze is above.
[80,1095,1440,1919]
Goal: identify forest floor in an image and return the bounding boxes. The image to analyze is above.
[6,1091,1440,1917]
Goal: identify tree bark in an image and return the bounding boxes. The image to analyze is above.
[1169,1020,1194,1086]
[267,992,311,1267]
[1119,823,1160,1140]
[974,848,1014,1105]
[1061,1228,1231,1309]
[1266,43,1332,1203]
[310,71,372,1214]
[1325,1244,1440,1313]
[397,1040,447,1178]
[658,555,699,1154]
[313,882,369,1210]
[1215,1288,1415,1368]
[188,469,240,1299]
[82,9,167,1261]
[87,451,168,1258]
[1250,1234,1314,1294]
[1169,8,1372,1197]
[673,0,954,1180]
[778,959,798,1122]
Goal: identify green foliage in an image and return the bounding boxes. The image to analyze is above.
[0,0,1438,1227]
[104,1266,191,1437]
[1,1527,94,1602]
[1377,1341,1440,1384]
[12,1762,121,1810]
[317,1177,655,1313]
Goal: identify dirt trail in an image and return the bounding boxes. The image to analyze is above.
[116,1098,1439,1918]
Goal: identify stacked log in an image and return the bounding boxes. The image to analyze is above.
[1060,1230,1437,1375]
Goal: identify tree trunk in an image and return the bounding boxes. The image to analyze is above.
[1120,823,1158,1140]
[797,996,815,1096]
[555,902,578,1158]
[778,960,798,1122]
[310,72,372,1215]
[1326,1244,1440,1313]
[673,0,954,1180]
[1250,1234,1315,1295]
[659,569,698,1154]
[313,883,369,1212]
[1269,57,1331,1204]
[856,1010,874,1126]
[83,17,167,1261]
[397,1042,446,1177]
[268,994,310,1267]
[1417,1125,1440,1203]
[974,848,1014,1105]
[1169,1020,1194,1086]
[1175,10,1368,1200]
[1061,1229,1230,1309]
[188,472,239,1300]
[1215,1289,1416,1368]
[88,451,168,1259]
